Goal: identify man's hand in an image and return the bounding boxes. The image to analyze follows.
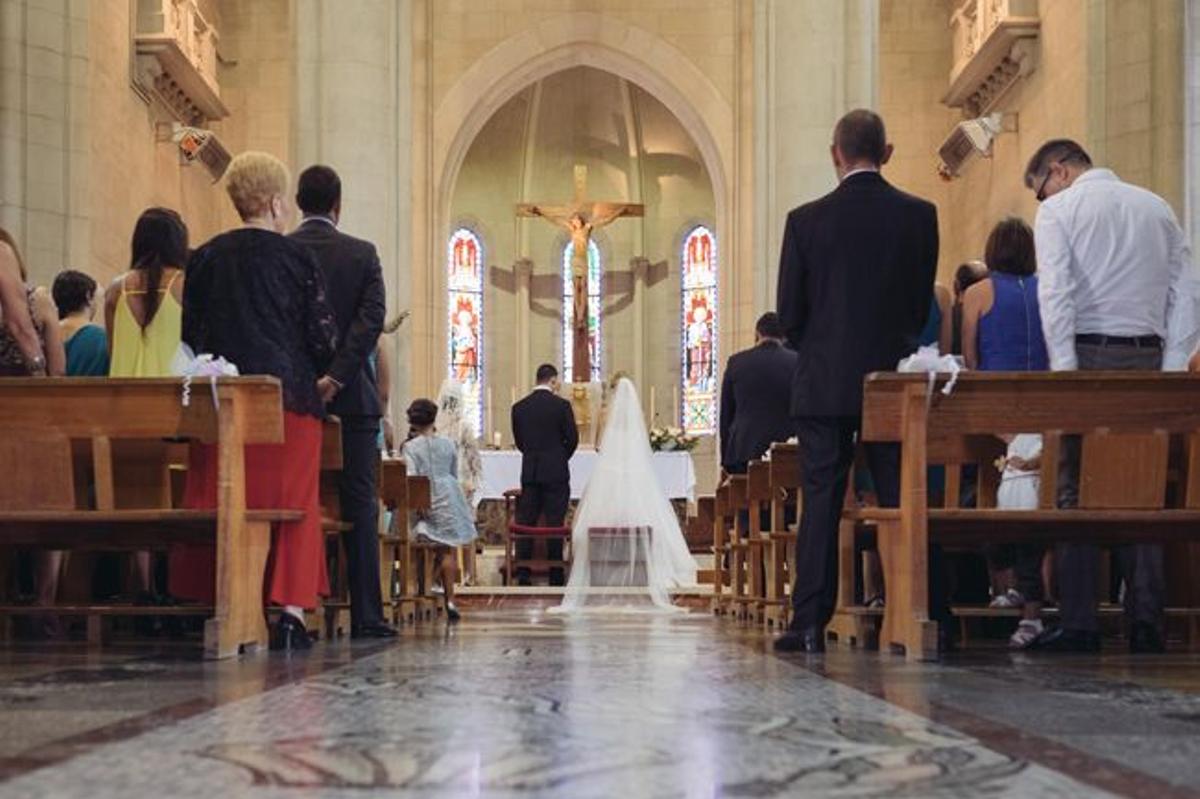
[382,416,396,455]
[317,375,341,404]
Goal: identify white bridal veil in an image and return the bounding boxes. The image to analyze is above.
[553,378,698,613]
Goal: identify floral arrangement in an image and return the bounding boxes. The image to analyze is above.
[649,426,698,452]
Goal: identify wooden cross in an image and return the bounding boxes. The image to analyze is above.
[516,165,643,382]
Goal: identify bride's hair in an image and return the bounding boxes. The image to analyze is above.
[606,370,630,393]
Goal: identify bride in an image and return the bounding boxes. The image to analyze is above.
[552,377,698,613]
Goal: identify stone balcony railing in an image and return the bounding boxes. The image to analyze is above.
[134,0,228,124]
[944,0,1040,117]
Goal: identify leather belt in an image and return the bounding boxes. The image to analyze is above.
[1075,333,1163,348]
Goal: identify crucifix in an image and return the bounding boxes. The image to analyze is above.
[516,164,644,382]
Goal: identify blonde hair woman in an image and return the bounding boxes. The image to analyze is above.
[169,151,339,651]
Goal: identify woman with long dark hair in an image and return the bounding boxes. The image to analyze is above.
[105,207,188,377]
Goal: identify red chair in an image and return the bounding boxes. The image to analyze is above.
[502,489,571,585]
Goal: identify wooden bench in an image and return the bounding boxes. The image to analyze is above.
[0,377,293,659]
[379,459,435,623]
[855,371,1200,661]
[763,443,801,629]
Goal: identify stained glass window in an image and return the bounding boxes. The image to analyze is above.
[681,226,717,434]
[447,228,483,435]
[562,239,603,383]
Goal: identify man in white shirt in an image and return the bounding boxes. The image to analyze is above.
[1026,138,1198,654]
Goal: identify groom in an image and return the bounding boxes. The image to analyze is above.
[511,364,579,585]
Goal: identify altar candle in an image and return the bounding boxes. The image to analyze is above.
[650,386,657,424]
[493,431,502,449]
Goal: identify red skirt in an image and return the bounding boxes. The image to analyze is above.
[168,411,329,609]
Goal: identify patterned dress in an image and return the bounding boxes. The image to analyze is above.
[402,434,478,547]
[0,287,42,375]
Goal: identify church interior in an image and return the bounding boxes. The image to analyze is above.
[2,0,1200,796]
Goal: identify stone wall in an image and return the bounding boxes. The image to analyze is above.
[879,0,1186,279]
[0,0,90,284]
[2,0,298,288]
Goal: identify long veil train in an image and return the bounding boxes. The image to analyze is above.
[552,378,698,614]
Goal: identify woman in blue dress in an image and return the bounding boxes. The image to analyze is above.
[961,216,1049,648]
[52,269,109,377]
[401,398,478,620]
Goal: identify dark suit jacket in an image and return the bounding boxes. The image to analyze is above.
[719,340,798,469]
[511,388,579,485]
[288,218,386,418]
[776,171,938,417]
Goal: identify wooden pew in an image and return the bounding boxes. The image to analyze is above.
[379,458,435,623]
[857,371,1200,661]
[743,461,773,624]
[316,418,359,639]
[725,474,750,620]
[763,443,801,629]
[0,377,292,659]
[711,482,732,614]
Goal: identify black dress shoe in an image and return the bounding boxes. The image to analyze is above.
[271,613,313,652]
[773,626,825,653]
[1033,626,1100,653]
[1129,621,1166,654]
[351,623,399,639]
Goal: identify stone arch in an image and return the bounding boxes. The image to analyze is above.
[433,13,733,261]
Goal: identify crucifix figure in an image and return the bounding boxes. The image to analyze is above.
[516,164,643,381]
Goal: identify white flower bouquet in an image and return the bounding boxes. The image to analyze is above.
[648,426,698,452]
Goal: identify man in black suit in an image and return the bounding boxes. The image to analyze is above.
[289,165,395,639]
[511,364,579,585]
[719,312,798,476]
[773,110,940,653]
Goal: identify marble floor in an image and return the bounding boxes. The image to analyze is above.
[2,612,1200,798]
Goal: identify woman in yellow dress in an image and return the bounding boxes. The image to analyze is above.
[104,207,189,600]
[106,208,187,377]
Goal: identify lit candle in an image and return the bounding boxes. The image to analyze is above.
[493,431,502,449]
[650,386,657,425]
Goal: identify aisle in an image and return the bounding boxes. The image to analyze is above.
[3,613,1199,797]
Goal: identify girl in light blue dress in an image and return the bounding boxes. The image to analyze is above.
[401,399,478,620]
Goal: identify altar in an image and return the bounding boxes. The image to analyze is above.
[479,449,697,503]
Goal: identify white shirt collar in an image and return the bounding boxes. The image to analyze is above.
[533,385,553,393]
[840,167,879,182]
[1071,168,1116,186]
[303,215,337,228]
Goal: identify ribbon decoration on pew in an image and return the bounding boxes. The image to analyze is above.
[172,344,240,409]
[897,345,963,406]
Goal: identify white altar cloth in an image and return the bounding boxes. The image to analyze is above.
[479,450,697,503]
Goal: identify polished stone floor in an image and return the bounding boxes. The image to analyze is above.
[2,611,1200,798]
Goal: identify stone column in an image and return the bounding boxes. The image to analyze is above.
[293,0,410,405]
[0,0,90,285]
[513,257,534,391]
[630,255,651,404]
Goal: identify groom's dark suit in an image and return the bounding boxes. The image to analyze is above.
[511,386,579,526]
[512,386,579,585]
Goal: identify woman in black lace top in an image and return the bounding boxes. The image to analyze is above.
[170,151,338,651]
